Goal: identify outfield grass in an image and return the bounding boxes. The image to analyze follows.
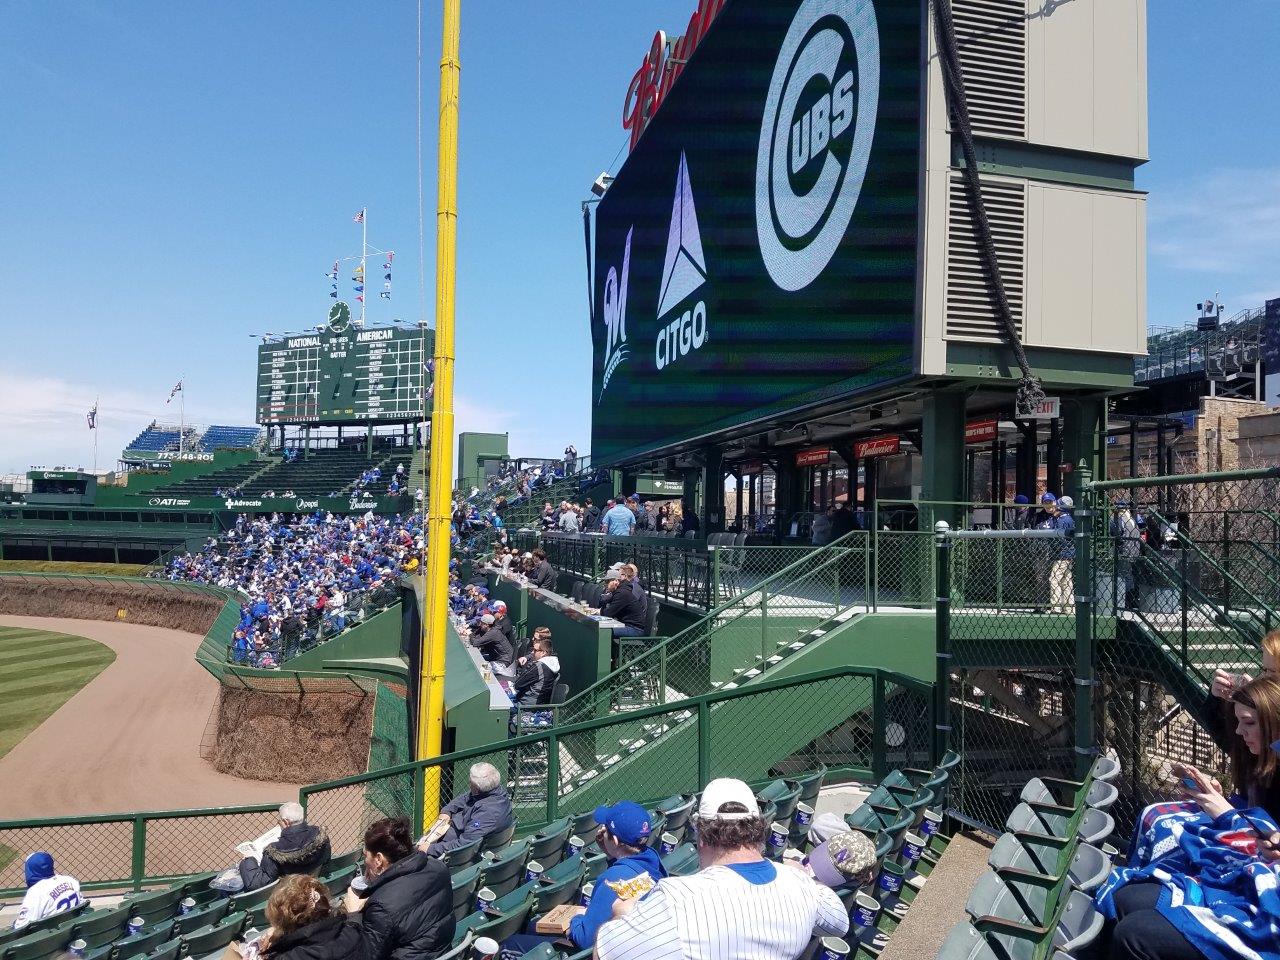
[0,560,148,576]
[0,626,116,760]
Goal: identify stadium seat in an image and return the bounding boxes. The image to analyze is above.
[481,821,517,855]
[126,889,185,928]
[170,901,226,939]
[105,923,176,960]
[450,863,483,922]
[178,911,246,960]
[437,933,472,960]
[72,906,133,949]
[989,834,1111,893]
[325,848,363,871]
[1,927,72,960]
[528,817,572,868]
[937,922,1001,960]
[442,836,484,870]
[515,943,562,960]
[474,895,535,944]
[569,809,599,846]
[756,779,802,824]
[227,883,276,917]
[788,766,828,805]
[1020,777,1118,813]
[1,902,90,945]
[660,842,699,877]
[319,863,358,892]
[534,862,586,913]
[478,838,532,898]
[144,939,182,960]
[966,873,1103,956]
[581,852,609,882]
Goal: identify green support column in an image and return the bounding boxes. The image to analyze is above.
[367,423,374,459]
[922,391,967,528]
[682,469,699,528]
[702,447,724,533]
[1062,395,1107,497]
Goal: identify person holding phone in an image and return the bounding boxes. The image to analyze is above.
[1209,630,1280,704]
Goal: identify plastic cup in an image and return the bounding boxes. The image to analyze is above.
[580,881,594,906]
[69,940,88,958]
[919,809,942,838]
[901,831,925,865]
[523,860,544,884]
[793,802,814,828]
[852,892,882,939]
[659,832,678,855]
[475,887,496,912]
[471,937,500,960]
[815,936,851,960]
[126,918,146,937]
[766,821,788,859]
[179,896,197,915]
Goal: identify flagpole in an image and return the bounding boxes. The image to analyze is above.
[361,208,368,327]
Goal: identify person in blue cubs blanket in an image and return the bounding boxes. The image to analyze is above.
[1097,676,1280,960]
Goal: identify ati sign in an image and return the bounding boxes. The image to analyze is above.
[148,497,193,507]
[795,447,831,467]
[854,436,900,459]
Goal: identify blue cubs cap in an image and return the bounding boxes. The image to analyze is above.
[593,801,652,846]
[476,587,489,596]
[1040,493,1057,504]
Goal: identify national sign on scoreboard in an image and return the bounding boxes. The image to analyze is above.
[591,0,922,465]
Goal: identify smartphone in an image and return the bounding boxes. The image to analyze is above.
[1181,777,1197,790]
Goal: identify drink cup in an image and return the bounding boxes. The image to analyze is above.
[475,887,496,912]
[659,832,678,855]
[793,802,814,829]
[471,936,500,960]
[126,917,146,937]
[919,809,942,838]
[815,936,851,960]
[179,896,197,915]
[523,860,544,884]
[851,893,882,941]
[580,881,595,907]
[69,940,87,958]
[901,831,925,866]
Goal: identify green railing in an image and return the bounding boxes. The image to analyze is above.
[303,665,932,853]
[540,531,873,729]
[0,665,931,897]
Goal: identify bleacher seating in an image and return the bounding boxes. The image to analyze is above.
[198,426,261,451]
[937,756,1120,960]
[144,460,269,498]
[237,446,407,498]
[125,424,182,454]
[6,761,972,960]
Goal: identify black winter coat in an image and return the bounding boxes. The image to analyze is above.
[355,852,455,960]
[601,579,648,631]
[529,560,558,592]
[470,626,514,667]
[512,655,561,707]
[266,916,363,960]
[239,823,332,892]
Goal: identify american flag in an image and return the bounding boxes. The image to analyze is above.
[352,209,365,224]
[166,380,183,404]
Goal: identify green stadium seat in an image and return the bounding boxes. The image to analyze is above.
[436,933,472,960]
[324,849,363,872]
[319,863,358,892]
[442,836,483,871]
[581,852,608,882]
[538,855,585,886]
[480,822,517,855]
[474,895,535,944]
[173,900,229,937]
[569,810,599,846]
[143,939,181,960]
[178,911,246,960]
[125,889,185,928]
[451,911,485,946]
[936,922,1001,960]
[535,865,586,914]
[241,904,270,934]
[113,923,177,960]
[654,795,696,833]
[788,766,828,806]
[227,883,276,917]
[450,864,483,922]
[528,817,572,868]
[478,838,531,899]
[71,906,133,949]
[515,943,562,960]
[1,927,72,960]
[660,843,699,877]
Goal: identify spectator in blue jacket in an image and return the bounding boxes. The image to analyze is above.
[418,763,514,857]
[499,801,665,959]
[1049,495,1077,613]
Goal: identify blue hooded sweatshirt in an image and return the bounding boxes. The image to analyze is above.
[569,847,666,949]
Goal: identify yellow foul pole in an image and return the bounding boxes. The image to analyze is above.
[418,0,460,826]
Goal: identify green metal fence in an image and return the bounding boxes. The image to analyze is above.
[0,665,929,898]
[934,468,1280,838]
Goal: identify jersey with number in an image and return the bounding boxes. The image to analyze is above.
[14,875,83,929]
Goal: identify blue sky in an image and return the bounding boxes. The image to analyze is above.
[0,1,1276,475]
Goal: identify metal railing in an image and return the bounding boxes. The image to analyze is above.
[0,665,932,897]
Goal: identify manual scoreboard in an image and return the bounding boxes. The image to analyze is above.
[256,304,434,425]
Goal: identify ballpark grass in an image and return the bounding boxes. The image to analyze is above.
[0,560,148,576]
[0,627,116,761]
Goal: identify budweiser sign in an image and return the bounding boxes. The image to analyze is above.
[854,436,900,460]
[622,0,728,150]
[795,447,831,468]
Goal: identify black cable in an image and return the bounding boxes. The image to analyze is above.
[932,0,1046,418]
[582,203,595,329]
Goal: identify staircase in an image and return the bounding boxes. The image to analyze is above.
[510,534,878,805]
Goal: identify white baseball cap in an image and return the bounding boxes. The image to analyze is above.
[697,778,760,821]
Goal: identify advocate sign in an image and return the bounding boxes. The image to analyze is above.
[591,0,922,464]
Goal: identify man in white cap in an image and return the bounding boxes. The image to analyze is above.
[596,778,848,960]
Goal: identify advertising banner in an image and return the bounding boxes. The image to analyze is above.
[138,494,414,516]
[795,447,832,467]
[964,419,998,444]
[590,0,923,464]
[854,435,900,459]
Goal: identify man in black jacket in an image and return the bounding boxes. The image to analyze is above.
[600,563,648,639]
[238,802,331,892]
[417,763,515,857]
[491,601,517,646]
[528,549,558,592]
[469,615,514,672]
[507,635,561,736]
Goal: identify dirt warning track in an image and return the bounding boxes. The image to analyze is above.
[0,615,300,820]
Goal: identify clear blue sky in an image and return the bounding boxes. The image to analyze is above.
[0,1,1275,474]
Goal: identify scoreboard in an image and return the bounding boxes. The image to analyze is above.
[256,304,433,425]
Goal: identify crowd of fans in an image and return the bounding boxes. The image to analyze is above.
[159,511,423,668]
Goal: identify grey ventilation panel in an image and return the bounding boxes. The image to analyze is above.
[951,0,1028,139]
[945,173,1026,343]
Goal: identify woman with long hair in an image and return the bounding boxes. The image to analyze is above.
[1178,674,1280,820]
[259,876,359,960]
[343,817,453,960]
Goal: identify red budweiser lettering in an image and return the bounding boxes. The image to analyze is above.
[622,0,728,150]
[854,436,900,459]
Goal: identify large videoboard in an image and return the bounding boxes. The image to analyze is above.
[590,0,922,464]
[257,305,433,424]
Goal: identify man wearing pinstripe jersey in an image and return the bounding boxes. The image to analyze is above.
[595,779,849,960]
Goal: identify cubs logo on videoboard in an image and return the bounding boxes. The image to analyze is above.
[591,0,921,464]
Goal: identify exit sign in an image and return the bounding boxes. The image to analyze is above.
[1028,397,1061,420]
